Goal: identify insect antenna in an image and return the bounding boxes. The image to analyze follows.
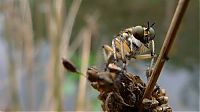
[150,22,155,27]
[146,21,150,31]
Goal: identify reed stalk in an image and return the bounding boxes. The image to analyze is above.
[59,0,83,110]
[3,1,20,110]
[140,0,190,111]
[3,0,34,110]
[42,0,55,110]
[75,28,92,111]
[45,0,64,111]
[18,0,35,109]
[7,34,20,111]
[60,0,83,60]
[43,0,82,110]
[75,14,98,111]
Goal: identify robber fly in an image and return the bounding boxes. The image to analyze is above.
[102,22,156,76]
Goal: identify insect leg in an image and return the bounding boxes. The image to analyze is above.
[119,38,127,70]
[120,40,125,61]
[102,45,112,71]
[148,40,156,79]
[128,37,133,53]
[112,38,118,62]
[148,40,161,91]
[102,45,113,62]
[134,54,152,60]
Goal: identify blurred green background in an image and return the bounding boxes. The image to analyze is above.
[0,0,199,111]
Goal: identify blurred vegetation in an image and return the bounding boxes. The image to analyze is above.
[28,0,199,71]
[0,0,199,111]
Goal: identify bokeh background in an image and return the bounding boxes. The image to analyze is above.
[0,0,199,111]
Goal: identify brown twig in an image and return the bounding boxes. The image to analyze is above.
[60,0,83,59]
[43,0,65,110]
[75,28,92,111]
[19,0,35,109]
[140,0,190,110]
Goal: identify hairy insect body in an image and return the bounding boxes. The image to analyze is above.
[103,24,156,71]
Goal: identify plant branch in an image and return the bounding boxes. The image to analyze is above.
[140,0,190,109]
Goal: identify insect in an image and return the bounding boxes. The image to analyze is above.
[102,22,157,77]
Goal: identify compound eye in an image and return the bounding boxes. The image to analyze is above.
[134,26,144,38]
[149,27,155,40]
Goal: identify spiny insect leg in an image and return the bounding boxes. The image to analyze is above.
[102,45,113,62]
[148,40,161,91]
[149,40,156,76]
[102,45,110,71]
[112,38,118,62]
[134,54,152,60]
[128,36,133,53]
[119,38,127,71]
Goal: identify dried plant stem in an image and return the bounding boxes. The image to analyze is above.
[3,1,20,110]
[68,32,83,57]
[18,0,35,109]
[57,0,82,110]
[42,0,64,110]
[60,0,82,59]
[140,0,190,110]
[7,41,20,110]
[54,0,65,111]
[5,0,34,109]
[42,0,55,110]
[76,28,92,111]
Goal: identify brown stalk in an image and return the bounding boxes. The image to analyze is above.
[42,0,55,110]
[3,1,20,110]
[68,31,84,57]
[58,0,83,110]
[43,0,82,110]
[53,0,65,111]
[140,0,190,110]
[18,0,35,109]
[60,0,83,59]
[42,0,65,110]
[75,14,99,111]
[75,28,92,111]
[4,0,35,110]
[57,0,82,110]
[47,0,65,111]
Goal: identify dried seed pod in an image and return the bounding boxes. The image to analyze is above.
[151,98,159,108]
[98,72,114,84]
[142,98,153,109]
[157,96,168,104]
[158,88,166,96]
[142,98,159,109]
[112,92,135,107]
[62,58,79,73]
[152,109,159,112]
[87,67,99,82]
[90,82,99,91]
[86,66,172,111]
[134,75,146,86]
[154,106,163,112]
[108,63,122,73]
[160,104,172,112]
